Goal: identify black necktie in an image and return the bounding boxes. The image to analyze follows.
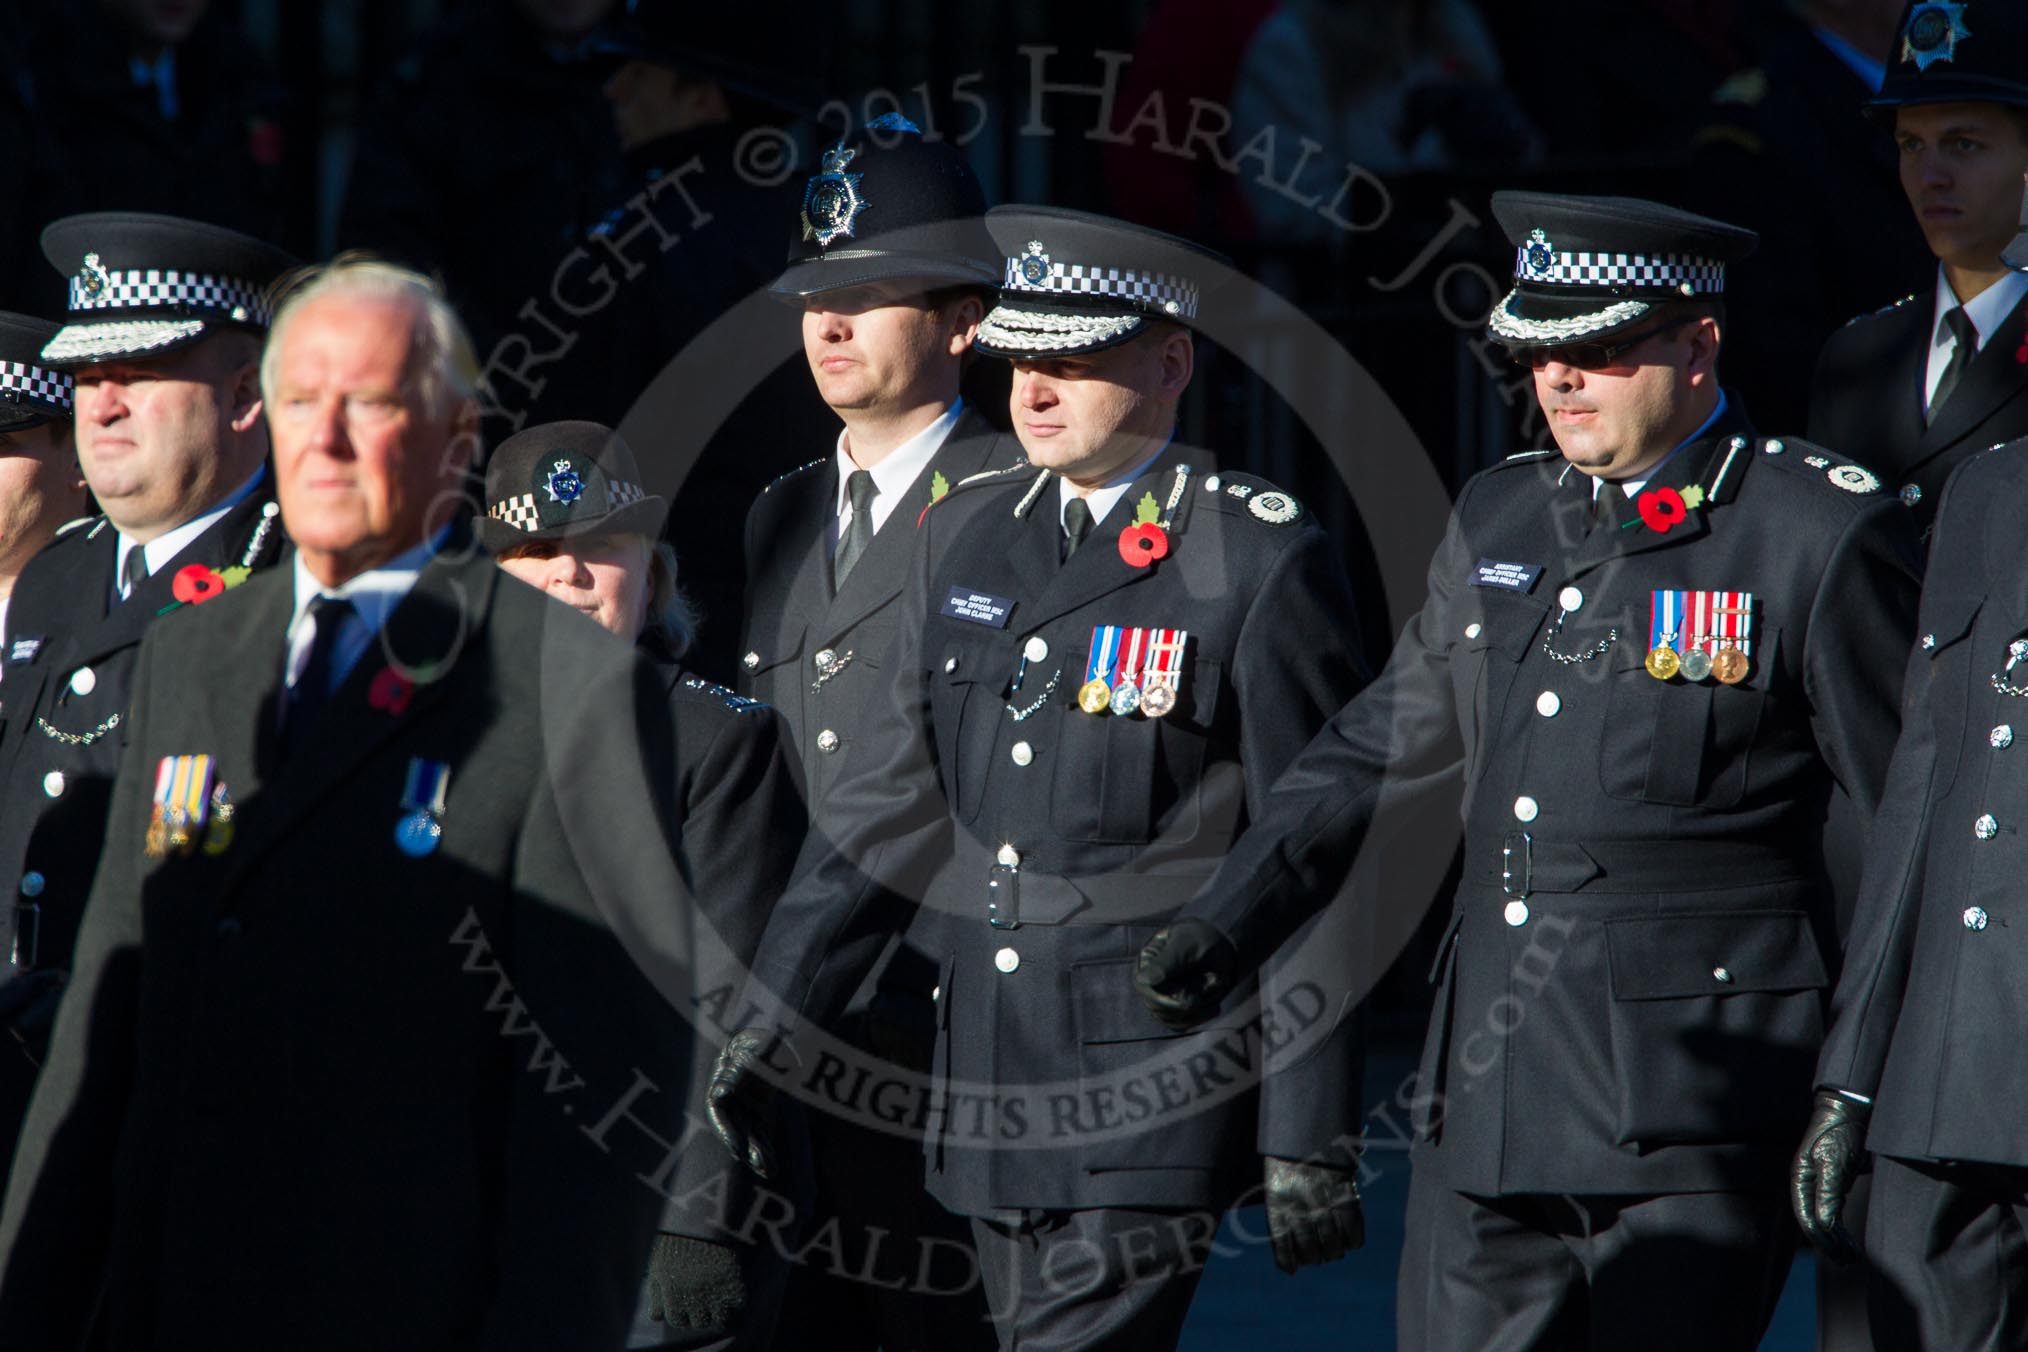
[1929,306,1977,424]
[121,547,149,598]
[1062,496,1094,561]
[1593,483,1637,533]
[284,596,357,754]
[833,470,876,590]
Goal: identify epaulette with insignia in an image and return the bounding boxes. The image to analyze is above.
[1195,470,1304,526]
[680,675,767,712]
[761,458,827,494]
[1842,294,1919,328]
[1741,435,1884,497]
[54,514,100,538]
[924,460,1034,510]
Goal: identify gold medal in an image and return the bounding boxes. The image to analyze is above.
[1141,682,1177,718]
[1711,648,1749,685]
[1078,679,1113,714]
[1645,646,1680,681]
[1678,646,1713,682]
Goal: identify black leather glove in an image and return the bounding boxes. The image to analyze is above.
[0,968,66,1065]
[706,1029,781,1179]
[644,1233,748,1332]
[1264,1156,1364,1275]
[1133,919,1238,1030]
[1792,1090,1869,1265]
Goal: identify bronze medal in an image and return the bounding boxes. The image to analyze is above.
[1711,648,1749,685]
[1645,646,1680,681]
[1141,682,1177,718]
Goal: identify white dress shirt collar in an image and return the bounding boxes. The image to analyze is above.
[285,524,453,693]
[1927,268,2028,410]
[1593,392,1729,500]
[1057,436,1174,533]
[833,398,964,538]
[114,466,266,604]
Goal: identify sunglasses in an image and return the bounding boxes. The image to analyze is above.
[1507,319,1694,372]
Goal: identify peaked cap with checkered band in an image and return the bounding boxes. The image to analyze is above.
[40,212,300,367]
[974,206,1232,359]
[0,312,72,429]
[1486,192,1758,348]
[479,420,667,551]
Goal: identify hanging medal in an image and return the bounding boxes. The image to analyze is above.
[1110,627,1147,716]
[1646,591,1683,680]
[1080,626,1121,714]
[395,758,451,858]
[147,754,215,858]
[1140,628,1189,718]
[1679,590,1714,682]
[1712,591,1754,685]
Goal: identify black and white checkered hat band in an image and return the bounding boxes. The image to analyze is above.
[42,319,208,364]
[1486,292,1653,344]
[487,478,649,532]
[978,306,1144,353]
[0,359,73,413]
[1002,258,1199,319]
[1515,249,1725,294]
[68,268,272,323]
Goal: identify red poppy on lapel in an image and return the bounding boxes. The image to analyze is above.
[171,564,228,604]
[1118,522,1169,567]
[369,666,415,716]
[1636,486,1688,533]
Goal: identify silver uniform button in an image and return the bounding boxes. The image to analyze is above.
[1921,634,1936,651]
[1536,691,1561,718]
[816,729,840,754]
[1557,586,1583,613]
[997,844,1021,868]
[69,666,95,697]
[1503,900,1529,927]
[1514,795,1539,823]
[1977,813,2000,840]
[19,871,45,899]
[42,771,65,799]
[945,657,959,674]
[1965,906,1990,931]
[1204,475,1222,492]
[1900,483,1922,507]
[814,648,837,670]
[1010,741,1034,766]
[1764,438,1785,455]
[1995,725,2016,750]
[1712,967,1733,983]
[1465,622,1483,640]
[1726,435,1748,452]
[1024,636,1049,663]
[742,651,760,671]
[994,947,1020,973]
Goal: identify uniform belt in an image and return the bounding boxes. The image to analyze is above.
[950,847,1220,929]
[1490,833,1808,900]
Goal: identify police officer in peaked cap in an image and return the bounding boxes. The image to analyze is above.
[739,115,1017,1352]
[1808,0,2028,533]
[712,204,1373,1350]
[0,213,295,1163]
[1136,192,1922,1352]
[0,313,85,736]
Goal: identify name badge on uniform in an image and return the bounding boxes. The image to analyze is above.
[8,637,41,664]
[941,587,1015,628]
[1648,590,1754,684]
[1469,560,1543,593]
[395,758,451,858]
[146,754,234,858]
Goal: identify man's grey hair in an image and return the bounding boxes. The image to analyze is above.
[259,257,483,420]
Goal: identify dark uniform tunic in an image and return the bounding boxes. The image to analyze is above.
[0,540,691,1351]
[0,487,283,1159]
[1816,437,2028,1347]
[1808,289,2028,535]
[750,442,1370,1217]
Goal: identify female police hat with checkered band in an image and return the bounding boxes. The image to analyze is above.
[771,115,1002,299]
[1486,192,1758,349]
[972,205,1232,360]
[39,212,299,367]
[478,420,668,551]
[0,313,72,431]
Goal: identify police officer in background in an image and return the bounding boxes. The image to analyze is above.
[1793,267,2028,1349]
[0,214,293,1161]
[482,420,807,1350]
[1808,0,2028,534]
[737,117,1019,1351]
[0,314,84,699]
[712,207,1370,1350]
[1136,194,1923,1351]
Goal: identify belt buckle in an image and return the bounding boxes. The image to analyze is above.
[987,863,1021,929]
[1502,831,1532,900]
[10,903,39,969]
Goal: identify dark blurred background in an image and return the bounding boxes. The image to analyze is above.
[0,0,1931,1007]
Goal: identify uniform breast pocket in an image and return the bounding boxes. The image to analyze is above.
[1598,626,1781,808]
[1449,590,1549,780]
[1050,659,1222,845]
[1919,593,1984,801]
[930,631,1014,823]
